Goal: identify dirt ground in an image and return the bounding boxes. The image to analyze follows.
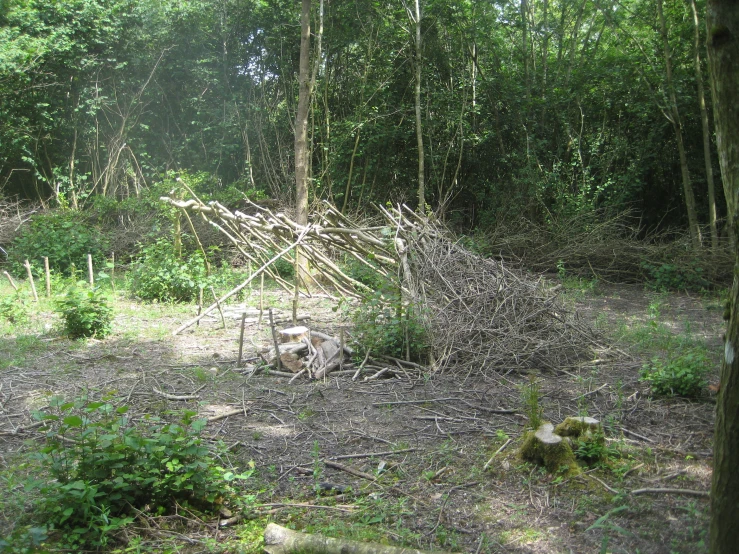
[0,281,722,553]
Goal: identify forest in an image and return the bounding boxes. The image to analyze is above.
[1,0,738,552]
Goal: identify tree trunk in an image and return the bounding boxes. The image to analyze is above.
[413,0,425,211]
[295,0,311,279]
[707,0,739,551]
[658,0,702,248]
[690,0,719,251]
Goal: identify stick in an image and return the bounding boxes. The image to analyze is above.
[43,257,51,297]
[330,448,419,460]
[87,253,94,286]
[173,227,310,335]
[293,245,299,325]
[24,260,38,302]
[3,271,18,292]
[322,460,377,482]
[152,386,202,400]
[483,438,513,471]
[237,312,247,367]
[631,488,709,498]
[211,286,226,329]
[197,287,203,326]
[269,308,282,371]
[259,272,265,325]
[352,350,371,381]
[206,408,243,422]
[110,252,116,293]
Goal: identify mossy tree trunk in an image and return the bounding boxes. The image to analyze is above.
[706,1,739,551]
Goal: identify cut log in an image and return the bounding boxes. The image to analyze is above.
[280,352,304,373]
[518,422,580,476]
[280,326,310,343]
[264,523,455,554]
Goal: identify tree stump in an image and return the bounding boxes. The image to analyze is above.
[518,422,580,476]
[554,416,601,437]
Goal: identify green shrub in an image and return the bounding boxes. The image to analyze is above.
[28,397,253,549]
[640,350,710,397]
[8,211,107,276]
[130,238,213,302]
[343,258,390,291]
[350,288,428,362]
[574,430,610,464]
[55,286,113,339]
[0,292,30,325]
[641,261,710,292]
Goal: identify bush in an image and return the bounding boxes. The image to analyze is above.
[55,286,113,339]
[8,211,108,276]
[640,261,710,292]
[0,292,30,325]
[130,238,213,302]
[27,397,253,549]
[350,288,428,362]
[640,350,710,397]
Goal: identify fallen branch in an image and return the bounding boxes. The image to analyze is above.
[631,487,709,498]
[323,460,377,481]
[264,523,455,554]
[152,386,202,401]
[483,438,513,471]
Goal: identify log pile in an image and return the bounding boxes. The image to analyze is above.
[162,195,595,375]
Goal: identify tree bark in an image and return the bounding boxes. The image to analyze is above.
[690,0,719,251]
[413,0,425,211]
[706,0,739,551]
[658,0,702,248]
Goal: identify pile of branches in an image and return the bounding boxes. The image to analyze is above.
[163,194,595,375]
[0,198,36,250]
[390,208,593,373]
[485,211,733,286]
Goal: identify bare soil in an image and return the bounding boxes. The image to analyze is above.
[0,282,721,553]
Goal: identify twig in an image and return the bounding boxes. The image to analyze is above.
[330,448,418,460]
[211,286,226,329]
[24,260,38,302]
[152,385,205,400]
[323,460,377,481]
[43,257,51,297]
[621,427,655,443]
[587,473,619,494]
[206,409,243,422]
[237,312,247,367]
[483,438,513,471]
[352,350,370,381]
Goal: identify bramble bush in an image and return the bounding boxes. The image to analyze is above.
[640,349,710,397]
[26,396,253,549]
[55,286,113,339]
[9,211,108,276]
[130,238,219,302]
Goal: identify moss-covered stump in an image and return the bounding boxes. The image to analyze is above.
[554,416,601,437]
[518,422,580,476]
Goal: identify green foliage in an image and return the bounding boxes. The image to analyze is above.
[343,258,390,291]
[130,238,214,302]
[0,292,29,325]
[8,212,107,276]
[640,350,710,397]
[574,430,610,464]
[55,286,113,339]
[641,261,710,292]
[28,396,253,549]
[521,380,543,430]
[350,288,428,363]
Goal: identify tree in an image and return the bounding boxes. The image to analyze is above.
[294,0,311,279]
[706,0,739,551]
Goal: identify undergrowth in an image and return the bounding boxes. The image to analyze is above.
[17,396,254,550]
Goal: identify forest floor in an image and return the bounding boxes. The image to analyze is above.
[0,277,723,553]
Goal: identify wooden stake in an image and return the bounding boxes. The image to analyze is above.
[24,260,38,302]
[292,246,299,325]
[210,286,226,329]
[43,257,51,297]
[259,272,265,325]
[87,254,94,287]
[237,312,247,367]
[3,271,18,292]
[110,252,116,293]
[269,308,282,371]
[196,287,203,327]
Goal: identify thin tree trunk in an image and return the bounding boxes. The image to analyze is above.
[689,0,719,250]
[706,0,739,551]
[295,0,311,281]
[658,0,702,248]
[413,0,425,210]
